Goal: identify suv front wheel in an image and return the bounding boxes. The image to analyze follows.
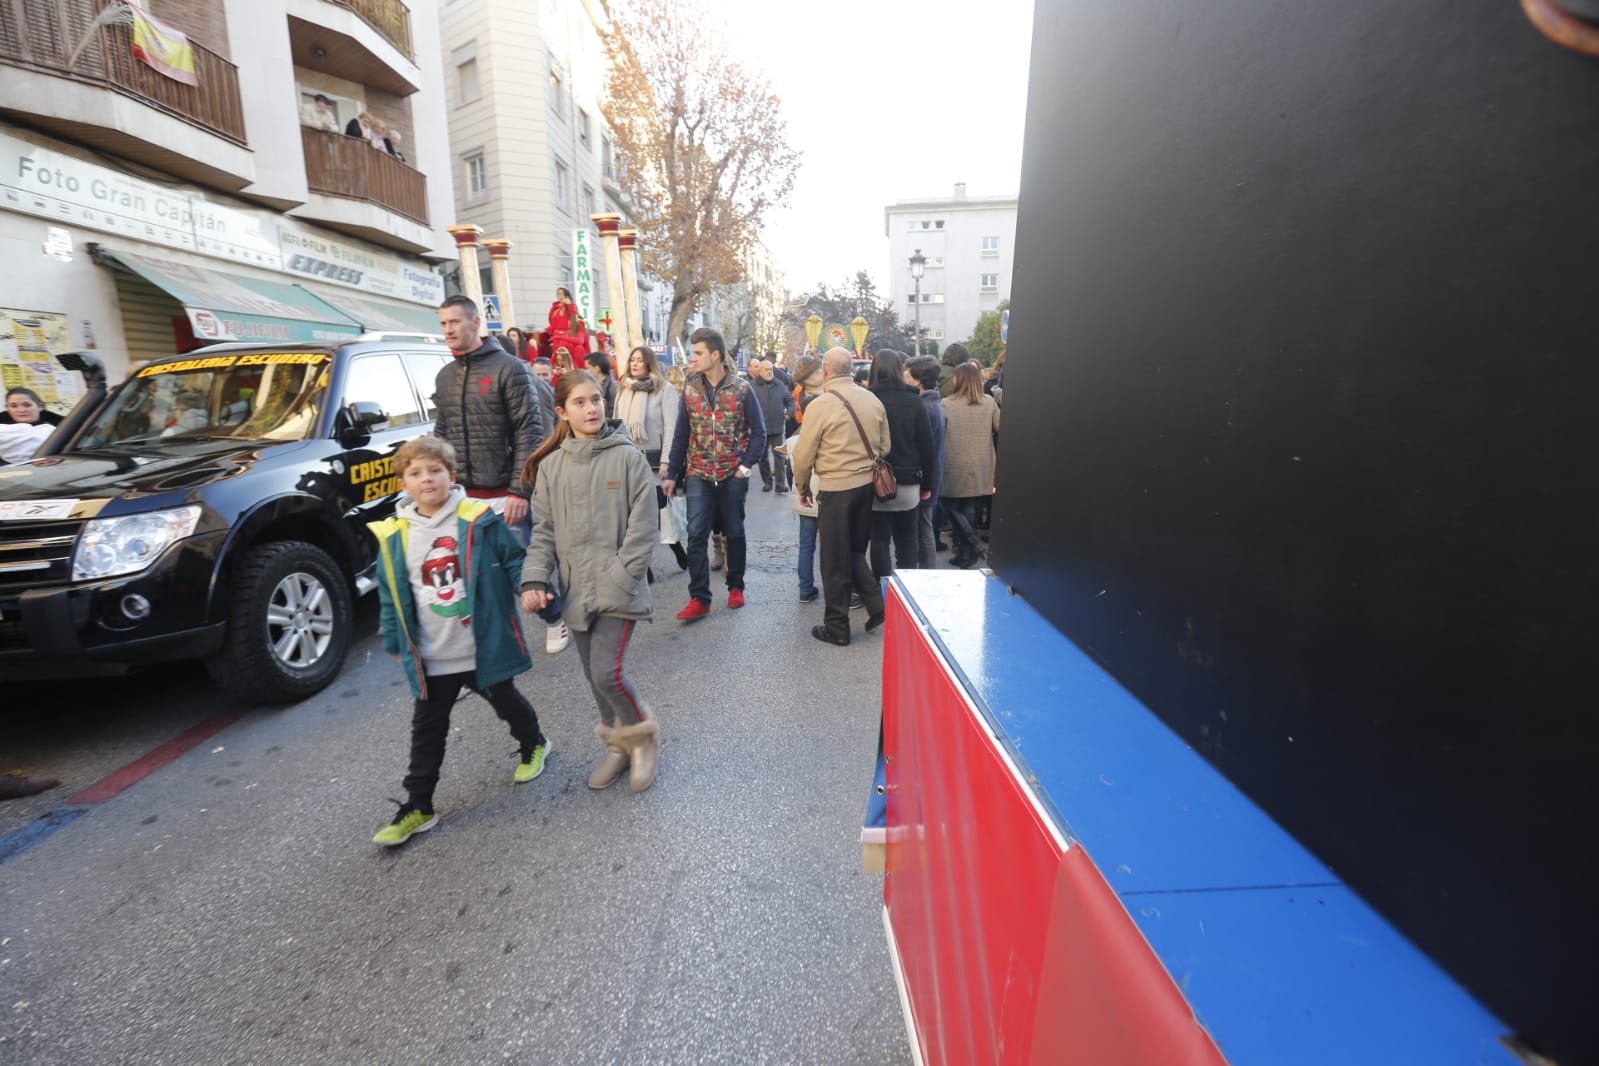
[207,540,353,703]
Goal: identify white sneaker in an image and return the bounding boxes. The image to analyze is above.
[545,621,571,654]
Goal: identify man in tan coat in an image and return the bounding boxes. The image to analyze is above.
[790,348,891,645]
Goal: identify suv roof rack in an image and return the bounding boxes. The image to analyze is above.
[357,331,445,343]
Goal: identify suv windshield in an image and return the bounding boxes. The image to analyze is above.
[79,352,330,447]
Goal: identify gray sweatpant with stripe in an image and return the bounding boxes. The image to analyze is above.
[572,616,648,727]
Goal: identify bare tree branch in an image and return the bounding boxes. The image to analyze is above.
[603,0,801,344]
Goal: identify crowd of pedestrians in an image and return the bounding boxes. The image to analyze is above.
[365,295,1000,846]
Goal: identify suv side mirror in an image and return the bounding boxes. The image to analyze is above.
[338,401,389,446]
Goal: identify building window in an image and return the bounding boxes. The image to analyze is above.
[602,135,618,181]
[299,88,357,131]
[934,220,944,229]
[980,273,999,291]
[456,58,480,104]
[554,159,570,212]
[464,152,488,200]
[981,236,1000,255]
[582,184,596,220]
[927,328,945,341]
[549,56,569,119]
[927,256,944,268]
[908,293,945,304]
[905,220,920,232]
[578,109,591,148]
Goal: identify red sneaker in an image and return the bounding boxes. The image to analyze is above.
[676,600,711,622]
[727,589,745,609]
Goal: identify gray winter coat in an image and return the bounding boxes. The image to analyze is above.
[433,340,544,498]
[520,421,656,630]
[747,376,794,437]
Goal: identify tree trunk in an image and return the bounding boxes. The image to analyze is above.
[666,289,698,352]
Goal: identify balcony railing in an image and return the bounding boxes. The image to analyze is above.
[0,0,246,145]
[326,0,412,61]
[302,126,428,225]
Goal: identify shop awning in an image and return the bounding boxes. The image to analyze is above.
[293,284,441,337]
[103,249,363,344]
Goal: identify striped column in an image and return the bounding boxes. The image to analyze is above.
[446,224,486,338]
[482,238,516,338]
[617,229,645,352]
[591,213,630,354]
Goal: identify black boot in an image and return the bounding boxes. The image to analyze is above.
[670,542,688,570]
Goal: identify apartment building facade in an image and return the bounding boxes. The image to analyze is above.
[700,238,785,363]
[0,0,457,389]
[884,184,1018,351]
[440,0,621,334]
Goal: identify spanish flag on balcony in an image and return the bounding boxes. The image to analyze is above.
[126,0,198,87]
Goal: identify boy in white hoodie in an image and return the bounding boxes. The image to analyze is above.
[369,437,550,846]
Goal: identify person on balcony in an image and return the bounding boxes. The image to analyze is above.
[385,128,406,162]
[301,93,339,132]
[546,287,590,360]
[345,111,373,140]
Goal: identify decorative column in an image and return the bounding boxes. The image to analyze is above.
[446,224,486,338]
[482,238,516,338]
[591,213,630,354]
[617,229,645,352]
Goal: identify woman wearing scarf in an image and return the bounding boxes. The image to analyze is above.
[615,345,687,569]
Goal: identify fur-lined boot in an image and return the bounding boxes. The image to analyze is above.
[711,533,726,571]
[612,719,660,793]
[589,724,630,790]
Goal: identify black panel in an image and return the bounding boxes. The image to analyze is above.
[994,2,1598,1060]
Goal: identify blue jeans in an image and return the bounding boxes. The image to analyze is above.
[797,514,818,596]
[686,475,750,604]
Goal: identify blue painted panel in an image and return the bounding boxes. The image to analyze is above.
[1126,885,1518,1066]
[893,570,1334,894]
[890,569,1519,1060]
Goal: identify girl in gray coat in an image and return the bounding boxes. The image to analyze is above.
[520,371,662,793]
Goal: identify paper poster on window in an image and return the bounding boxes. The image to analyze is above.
[0,307,81,414]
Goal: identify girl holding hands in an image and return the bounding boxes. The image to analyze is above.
[520,371,662,792]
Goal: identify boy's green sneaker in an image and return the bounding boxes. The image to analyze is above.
[373,803,437,846]
[514,739,552,783]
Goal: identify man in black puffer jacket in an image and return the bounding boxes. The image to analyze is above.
[433,296,544,529]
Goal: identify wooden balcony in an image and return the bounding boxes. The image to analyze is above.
[0,0,246,145]
[326,0,412,61]
[301,126,428,226]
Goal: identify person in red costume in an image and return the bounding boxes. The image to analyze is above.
[546,286,590,360]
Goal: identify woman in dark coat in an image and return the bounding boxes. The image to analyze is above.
[867,349,935,579]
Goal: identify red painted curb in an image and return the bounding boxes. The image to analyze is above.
[67,709,250,805]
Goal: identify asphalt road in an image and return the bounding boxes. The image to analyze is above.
[0,485,917,1065]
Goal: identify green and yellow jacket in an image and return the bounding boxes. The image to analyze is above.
[368,493,532,699]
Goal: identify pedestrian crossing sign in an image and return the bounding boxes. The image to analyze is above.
[482,294,502,331]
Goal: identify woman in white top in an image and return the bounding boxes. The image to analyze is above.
[615,345,685,569]
[1,387,54,463]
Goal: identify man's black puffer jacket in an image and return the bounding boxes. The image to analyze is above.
[433,340,544,497]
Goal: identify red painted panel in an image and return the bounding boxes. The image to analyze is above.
[882,584,1226,1065]
[1029,847,1227,1065]
[883,587,1066,1065]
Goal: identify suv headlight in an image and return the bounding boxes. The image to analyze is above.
[73,506,203,581]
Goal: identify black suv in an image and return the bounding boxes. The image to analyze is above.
[0,337,455,703]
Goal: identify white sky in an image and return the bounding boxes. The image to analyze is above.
[706,0,1036,297]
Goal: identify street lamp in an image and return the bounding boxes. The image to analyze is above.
[909,248,926,356]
